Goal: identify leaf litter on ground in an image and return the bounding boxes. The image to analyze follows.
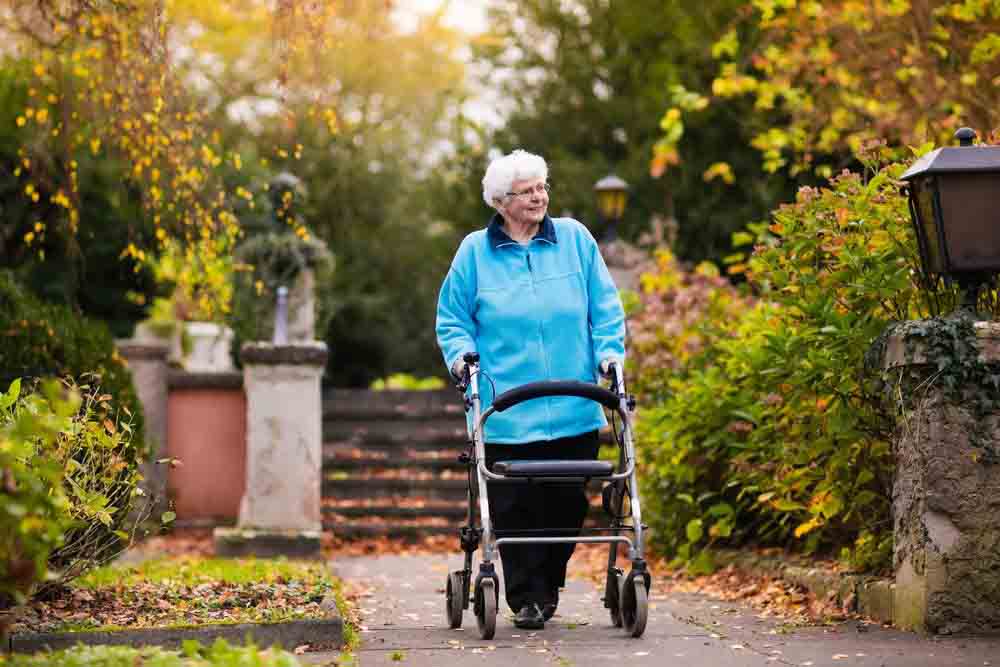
[13,554,340,636]
[567,544,850,627]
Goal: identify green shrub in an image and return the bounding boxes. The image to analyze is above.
[1,376,146,610]
[0,270,145,446]
[2,640,304,666]
[633,156,959,573]
[0,272,149,585]
[40,377,146,588]
[0,379,73,618]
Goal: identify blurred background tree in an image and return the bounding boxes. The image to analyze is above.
[472,0,802,263]
[657,0,1000,177]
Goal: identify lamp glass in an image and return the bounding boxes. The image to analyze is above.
[913,180,945,275]
[597,189,626,222]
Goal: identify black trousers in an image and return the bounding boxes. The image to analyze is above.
[484,430,600,613]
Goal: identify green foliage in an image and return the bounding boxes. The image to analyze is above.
[0,271,144,445]
[476,0,801,264]
[369,374,445,391]
[0,272,148,586]
[0,379,74,610]
[634,157,958,573]
[39,377,145,588]
[0,58,159,338]
[1,376,146,606]
[3,640,304,667]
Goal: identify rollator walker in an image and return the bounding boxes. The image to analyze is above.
[444,351,651,639]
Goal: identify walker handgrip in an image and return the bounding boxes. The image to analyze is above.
[492,381,620,412]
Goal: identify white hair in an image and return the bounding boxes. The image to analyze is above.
[482,149,548,208]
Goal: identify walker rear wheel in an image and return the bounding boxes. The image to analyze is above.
[620,576,648,638]
[475,577,497,640]
[446,571,464,629]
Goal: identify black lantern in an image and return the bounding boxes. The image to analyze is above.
[901,128,1000,312]
[594,174,629,240]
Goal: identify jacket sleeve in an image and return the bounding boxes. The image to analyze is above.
[436,240,477,373]
[585,232,626,369]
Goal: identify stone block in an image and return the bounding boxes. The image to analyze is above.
[213,527,322,559]
[858,579,893,625]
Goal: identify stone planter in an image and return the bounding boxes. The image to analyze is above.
[183,322,234,373]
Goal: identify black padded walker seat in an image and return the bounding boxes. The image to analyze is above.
[492,460,615,478]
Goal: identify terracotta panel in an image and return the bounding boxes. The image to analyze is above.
[167,388,246,522]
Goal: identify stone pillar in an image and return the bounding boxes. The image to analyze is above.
[881,319,1000,634]
[214,342,328,558]
[116,340,169,515]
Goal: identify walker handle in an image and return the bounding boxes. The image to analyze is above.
[492,381,620,412]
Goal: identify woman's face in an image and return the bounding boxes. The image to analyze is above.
[498,177,549,227]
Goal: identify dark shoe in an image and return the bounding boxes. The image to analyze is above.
[542,590,559,620]
[513,602,545,630]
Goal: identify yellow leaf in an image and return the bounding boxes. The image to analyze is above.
[703,162,735,184]
[794,517,822,538]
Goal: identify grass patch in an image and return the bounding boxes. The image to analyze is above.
[1,639,303,666]
[13,556,354,638]
[77,557,330,589]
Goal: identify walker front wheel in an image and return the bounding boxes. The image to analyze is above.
[446,571,464,629]
[475,577,497,640]
[620,576,648,638]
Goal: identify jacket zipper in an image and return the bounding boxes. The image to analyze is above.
[526,247,553,436]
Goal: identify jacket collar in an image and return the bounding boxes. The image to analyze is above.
[487,213,557,249]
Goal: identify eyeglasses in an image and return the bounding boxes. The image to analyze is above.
[505,183,551,199]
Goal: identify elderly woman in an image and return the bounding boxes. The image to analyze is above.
[436,149,626,630]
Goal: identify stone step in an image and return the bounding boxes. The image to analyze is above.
[322,503,467,520]
[322,388,461,421]
[323,456,464,473]
[325,467,465,481]
[323,442,464,460]
[323,522,455,539]
[322,421,468,449]
[322,477,468,501]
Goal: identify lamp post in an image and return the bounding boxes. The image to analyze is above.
[901,127,1000,315]
[594,174,630,241]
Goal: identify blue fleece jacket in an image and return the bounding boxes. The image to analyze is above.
[436,213,626,444]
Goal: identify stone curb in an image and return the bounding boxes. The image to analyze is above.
[714,551,894,625]
[7,595,342,654]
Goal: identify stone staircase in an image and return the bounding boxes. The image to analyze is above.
[321,387,614,540]
[321,388,468,539]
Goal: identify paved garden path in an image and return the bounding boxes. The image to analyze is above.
[303,551,1000,667]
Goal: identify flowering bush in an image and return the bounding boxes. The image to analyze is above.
[147,233,239,325]
[632,156,962,572]
[627,248,754,401]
